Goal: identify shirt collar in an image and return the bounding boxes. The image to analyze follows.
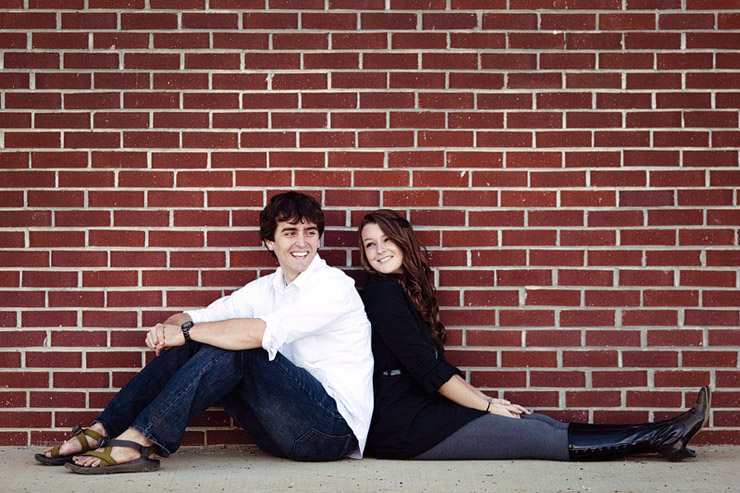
[272,253,325,292]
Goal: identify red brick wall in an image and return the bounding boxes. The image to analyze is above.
[1,1,739,447]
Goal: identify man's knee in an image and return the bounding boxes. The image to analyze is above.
[237,347,270,370]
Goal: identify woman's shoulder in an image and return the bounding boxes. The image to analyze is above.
[361,274,405,299]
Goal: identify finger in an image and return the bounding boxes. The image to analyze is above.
[504,408,518,418]
[512,404,531,414]
[146,333,156,351]
[146,325,161,350]
[156,324,165,346]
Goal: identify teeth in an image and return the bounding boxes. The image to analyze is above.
[292,252,308,258]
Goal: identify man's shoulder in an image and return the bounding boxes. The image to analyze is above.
[237,270,278,293]
[309,260,356,289]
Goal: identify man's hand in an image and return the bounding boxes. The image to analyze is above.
[145,323,186,356]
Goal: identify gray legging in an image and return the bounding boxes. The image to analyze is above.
[414,413,570,461]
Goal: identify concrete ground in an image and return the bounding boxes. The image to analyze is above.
[8,445,739,492]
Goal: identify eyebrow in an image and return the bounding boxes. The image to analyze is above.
[279,225,318,233]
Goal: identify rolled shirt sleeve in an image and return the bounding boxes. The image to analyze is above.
[259,275,354,360]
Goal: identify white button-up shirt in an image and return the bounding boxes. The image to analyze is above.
[185,254,374,458]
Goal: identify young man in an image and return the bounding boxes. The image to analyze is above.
[35,192,374,474]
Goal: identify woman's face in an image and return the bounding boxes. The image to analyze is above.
[361,222,404,275]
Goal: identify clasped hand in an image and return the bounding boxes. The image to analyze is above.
[486,398,531,419]
[145,323,185,356]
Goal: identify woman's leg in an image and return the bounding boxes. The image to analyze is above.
[521,412,569,430]
[414,413,570,461]
[416,387,710,462]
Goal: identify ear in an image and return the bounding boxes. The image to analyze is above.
[264,240,274,251]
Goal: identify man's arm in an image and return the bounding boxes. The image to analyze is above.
[163,312,191,326]
[146,313,266,355]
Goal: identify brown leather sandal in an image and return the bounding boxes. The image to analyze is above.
[34,425,104,466]
[65,438,160,475]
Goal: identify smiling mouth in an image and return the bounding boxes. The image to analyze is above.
[377,256,393,264]
[291,251,309,259]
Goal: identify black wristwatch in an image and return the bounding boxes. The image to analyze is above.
[181,321,193,343]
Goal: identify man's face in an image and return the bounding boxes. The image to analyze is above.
[265,218,320,284]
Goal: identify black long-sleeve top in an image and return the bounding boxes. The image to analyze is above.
[361,274,486,459]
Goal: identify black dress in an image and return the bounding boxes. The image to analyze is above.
[361,274,486,459]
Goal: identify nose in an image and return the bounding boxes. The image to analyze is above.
[294,232,307,246]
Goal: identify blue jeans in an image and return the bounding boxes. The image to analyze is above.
[95,342,356,461]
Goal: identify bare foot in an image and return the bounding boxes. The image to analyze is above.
[42,423,106,459]
[72,428,155,468]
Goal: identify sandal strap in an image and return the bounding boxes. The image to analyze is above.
[71,425,104,453]
[98,437,155,457]
[81,448,118,467]
[50,443,62,459]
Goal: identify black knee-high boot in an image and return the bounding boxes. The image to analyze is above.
[568,386,710,462]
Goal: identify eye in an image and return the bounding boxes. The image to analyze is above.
[364,241,375,248]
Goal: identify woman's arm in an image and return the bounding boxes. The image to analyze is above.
[364,280,459,392]
[364,278,530,417]
[438,374,529,418]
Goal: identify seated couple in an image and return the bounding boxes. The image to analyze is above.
[36,192,709,474]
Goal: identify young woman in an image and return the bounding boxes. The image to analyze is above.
[357,209,709,461]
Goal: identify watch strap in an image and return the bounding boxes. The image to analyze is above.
[181,321,193,343]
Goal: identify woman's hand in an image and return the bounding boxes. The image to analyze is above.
[145,323,185,356]
[486,398,531,418]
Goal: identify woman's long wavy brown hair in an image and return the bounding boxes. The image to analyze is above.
[358,209,446,346]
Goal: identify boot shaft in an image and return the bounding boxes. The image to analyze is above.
[567,386,710,462]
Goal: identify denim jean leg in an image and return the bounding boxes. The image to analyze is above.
[222,348,355,462]
[128,345,244,456]
[219,392,282,458]
[95,342,202,438]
